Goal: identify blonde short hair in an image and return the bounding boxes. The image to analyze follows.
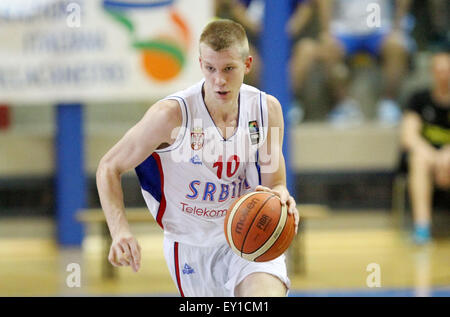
[199,19,249,59]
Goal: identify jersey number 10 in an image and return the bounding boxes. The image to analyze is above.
[213,155,240,179]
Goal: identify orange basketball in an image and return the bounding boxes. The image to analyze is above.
[224,191,296,262]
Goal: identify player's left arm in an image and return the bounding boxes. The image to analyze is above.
[256,94,299,234]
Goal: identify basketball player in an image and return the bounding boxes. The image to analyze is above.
[96,19,299,297]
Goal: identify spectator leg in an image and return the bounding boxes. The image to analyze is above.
[380,33,408,100]
[319,34,348,105]
[408,151,434,228]
[290,38,318,93]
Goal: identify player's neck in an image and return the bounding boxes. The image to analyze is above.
[202,87,239,119]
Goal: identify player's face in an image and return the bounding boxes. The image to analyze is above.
[199,43,252,104]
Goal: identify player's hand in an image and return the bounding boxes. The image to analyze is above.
[255,185,299,234]
[109,231,141,272]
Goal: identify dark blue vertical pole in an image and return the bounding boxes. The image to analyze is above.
[56,104,85,246]
[261,0,294,195]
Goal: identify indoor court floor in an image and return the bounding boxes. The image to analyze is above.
[0,210,449,297]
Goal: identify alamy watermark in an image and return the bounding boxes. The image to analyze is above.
[66,263,81,288]
[366,3,381,28]
[66,2,81,28]
[366,263,381,288]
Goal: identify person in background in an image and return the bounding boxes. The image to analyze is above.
[216,0,312,91]
[289,0,317,97]
[426,0,449,51]
[288,0,316,123]
[290,0,413,124]
[400,52,450,244]
[214,0,264,87]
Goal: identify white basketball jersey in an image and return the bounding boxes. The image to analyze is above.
[135,80,269,247]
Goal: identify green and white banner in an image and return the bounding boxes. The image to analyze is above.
[0,0,213,104]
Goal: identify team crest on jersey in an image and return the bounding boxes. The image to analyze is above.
[191,127,204,151]
[248,120,260,145]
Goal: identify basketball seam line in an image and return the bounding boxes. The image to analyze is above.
[245,203,287,261]
[247,200,282,258]
[227,192,259,258]
[239,194,276,257]
[246,200,283,259]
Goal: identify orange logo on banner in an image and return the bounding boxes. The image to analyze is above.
[104,1,191,82]
[140,10,190,81]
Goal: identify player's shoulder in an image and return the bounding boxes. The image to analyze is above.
[153,98,181,116]
[240,83,261,94]
[159,81,203,111]
[266,94,282,114]
[241,83,271,103]
[143,98,182,130]
[167,80,204,101]
[240,83,279,108]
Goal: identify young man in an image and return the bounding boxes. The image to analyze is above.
[96,19,299,296]
[401,52,450,244]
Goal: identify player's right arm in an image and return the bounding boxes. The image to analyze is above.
[96,99,182,272]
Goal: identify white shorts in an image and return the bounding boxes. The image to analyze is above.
[163,237,290,297]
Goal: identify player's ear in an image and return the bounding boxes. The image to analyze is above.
[244,55,253,74]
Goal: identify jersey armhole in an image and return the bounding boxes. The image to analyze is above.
[154,96,189,153]
[258,91,269,146]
